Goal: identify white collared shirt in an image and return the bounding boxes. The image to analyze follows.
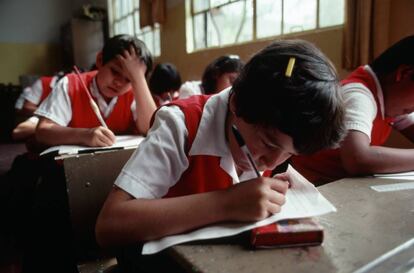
[341,65,414,140]
[15,76,58,110]
[35,75,137,126]
[178,80,203,99]
[115,87,256,199]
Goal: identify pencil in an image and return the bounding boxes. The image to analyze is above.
[73,66,108,128]
[231,124,260,178]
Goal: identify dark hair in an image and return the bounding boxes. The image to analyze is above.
[149,63,182,96]
[202,55,244,95]
[102,34,153,77]
[370,35,414,77]
[232,39,345,154]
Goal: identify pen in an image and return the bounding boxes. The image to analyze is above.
[231,124,261,178]
[73,66,108,129]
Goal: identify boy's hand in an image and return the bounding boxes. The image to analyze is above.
[117,45,147,83]
[84,126,116,147]
[223,176,289,222]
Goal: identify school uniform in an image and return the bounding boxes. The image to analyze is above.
[115,87,258,199]
[15,76,57,126]
[35,71,138,134]
[291,65,414,184]
[153,91,180,108]
[178,80,203,99]
[15,76,56,110]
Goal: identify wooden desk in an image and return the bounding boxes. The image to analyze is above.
[168,177,414,273]
[63,148,135,249]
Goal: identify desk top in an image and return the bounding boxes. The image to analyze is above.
[169,177,414,273]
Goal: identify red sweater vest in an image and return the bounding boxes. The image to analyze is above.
[39,76,54,102]
[291,66,393,184]
[66,71,135,134]
[162,95,234,197]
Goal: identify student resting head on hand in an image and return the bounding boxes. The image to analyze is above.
[34,34,156,149]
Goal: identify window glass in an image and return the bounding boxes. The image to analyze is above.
[256,0,282,39]
[319,0,344,27]
[193,13,206,50]
[283,0,317,34]
[211,0,230,7]
[193,0,209,12]
[108,0,161,57]
[191,0,346,52]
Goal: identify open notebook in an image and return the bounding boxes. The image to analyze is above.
[40,135,144,156]
[142,165,337,255]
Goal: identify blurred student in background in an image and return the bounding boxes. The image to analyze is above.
[12,72,65,141]
[179,55,244,98]
[149,63,182,107]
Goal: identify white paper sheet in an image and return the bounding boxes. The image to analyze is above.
[373,171,414,178]
[40,135,144,156]
[370,182,414,192]
[142,165,337,255]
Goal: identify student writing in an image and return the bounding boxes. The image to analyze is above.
[292,35,414,184]
[35,34,156,148]
[95,39,346,247]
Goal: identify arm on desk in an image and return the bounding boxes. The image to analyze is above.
[340,130,414,175]
[36,117,116,147]
[95,177,288,247]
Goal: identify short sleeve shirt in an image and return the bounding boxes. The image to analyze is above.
[342,65,414,140]
[115,88,257,199]
[35,76,137,126]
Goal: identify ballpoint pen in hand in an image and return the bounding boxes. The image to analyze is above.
[231,124,260,178]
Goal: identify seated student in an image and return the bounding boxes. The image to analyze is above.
[179,54,244,98]
[291,35,414,185]
[95,39,345,248]
[35,34,156,148]
[12,73,64,141]
[149,63,182,107]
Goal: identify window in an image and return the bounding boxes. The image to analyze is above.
[187,0,344,52]
[108,0,161,57]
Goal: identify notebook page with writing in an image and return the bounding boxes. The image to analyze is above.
[40,135,144,156]
[142,165,336,255]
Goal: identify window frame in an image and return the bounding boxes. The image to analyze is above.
[107,0,161,57]
[188,0,344,52]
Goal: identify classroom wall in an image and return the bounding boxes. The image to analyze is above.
[157,1,347,81]
[389,0,414,44]
[0,0,72,84]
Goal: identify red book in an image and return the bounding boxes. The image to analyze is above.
[251,218,324,248]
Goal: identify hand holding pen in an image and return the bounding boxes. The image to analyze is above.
[224,124,289,221]
[73,66,116,147]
